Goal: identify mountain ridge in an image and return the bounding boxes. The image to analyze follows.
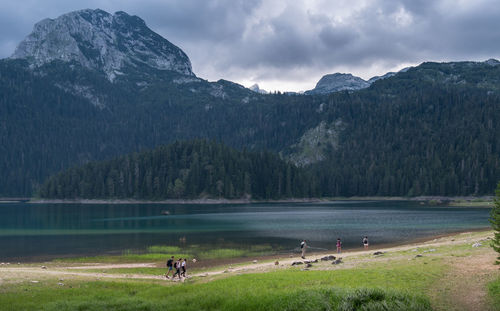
[10,9,193,81]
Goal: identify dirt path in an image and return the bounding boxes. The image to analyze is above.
[429,248,498,311]
[65,263,157,270]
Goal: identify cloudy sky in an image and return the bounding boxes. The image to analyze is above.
[1,0,499,92]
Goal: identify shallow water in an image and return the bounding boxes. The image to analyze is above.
[0,201,491,261]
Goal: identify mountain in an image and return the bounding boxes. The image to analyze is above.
[304,73,370,95]
[367,72,397,83]
[11,9,193,82]
[249,83,268,94]
[1,9,499,198]
[306,67,416,95]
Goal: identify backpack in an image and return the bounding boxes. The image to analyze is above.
[167,259,173,267]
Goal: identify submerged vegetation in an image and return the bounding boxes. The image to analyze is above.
[55,243,275,264]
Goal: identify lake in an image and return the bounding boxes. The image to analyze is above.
[0,201,491,261]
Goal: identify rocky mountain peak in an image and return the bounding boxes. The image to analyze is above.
[11,9,194,81]
[305,73,370,95]
[249,83,268,94]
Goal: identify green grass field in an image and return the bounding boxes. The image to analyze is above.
[489,277,500,311]
[1,261,438,311]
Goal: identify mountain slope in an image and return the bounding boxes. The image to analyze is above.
[1,9,499,197]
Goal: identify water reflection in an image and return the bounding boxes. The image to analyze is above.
[0,201,490,261]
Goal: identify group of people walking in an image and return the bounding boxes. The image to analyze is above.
[300,236,369,258]
[165,256,187,280]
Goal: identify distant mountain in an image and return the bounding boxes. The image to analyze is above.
[1,8,499,198]
[304,73,370,95]
[249,83,268,94]
[305,67,416,95]
[11,9,193,81]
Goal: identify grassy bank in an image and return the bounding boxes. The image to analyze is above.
[0,231,497,310]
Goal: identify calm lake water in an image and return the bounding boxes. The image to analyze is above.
[0,201,491,261]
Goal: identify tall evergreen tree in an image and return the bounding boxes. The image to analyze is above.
[490,181,500,264]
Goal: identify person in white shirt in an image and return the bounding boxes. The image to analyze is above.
[181,258,187,277]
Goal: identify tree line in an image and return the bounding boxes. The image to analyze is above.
[38,140,314,199]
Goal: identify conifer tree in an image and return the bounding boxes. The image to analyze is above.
[491,182,500,264]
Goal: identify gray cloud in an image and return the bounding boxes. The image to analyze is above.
[1,0,499,91]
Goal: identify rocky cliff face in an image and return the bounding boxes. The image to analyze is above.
[304,73,370,95]
[11,9,194,81]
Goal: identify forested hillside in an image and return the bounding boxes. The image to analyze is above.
[0,59,324,196]
[3,59,500,198]
[315,82,500,196]
[38,140,311,200]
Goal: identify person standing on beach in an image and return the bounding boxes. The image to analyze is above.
[300,240,307,259]
[181,258,187,277]
[165,256,174,279]
[336,238,342,253]
[363,236,369,249]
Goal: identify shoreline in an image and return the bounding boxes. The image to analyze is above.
[199,227,493,269]
[1,229,496,311]
[24,195,494,205]
[3,227,492,264]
